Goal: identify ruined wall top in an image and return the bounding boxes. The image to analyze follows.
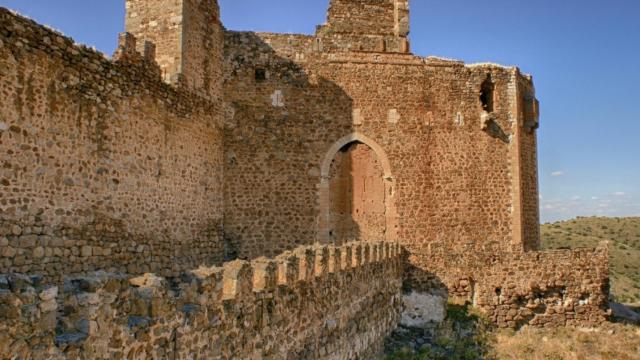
[325,0,410,37]
[125,0,223,99]
[317,0,410,53]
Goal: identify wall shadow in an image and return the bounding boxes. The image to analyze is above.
[382,303,494,360]
[486,120,510,144]
[222,31,393,258]
[382,253,494,359]
[327,142,362,244]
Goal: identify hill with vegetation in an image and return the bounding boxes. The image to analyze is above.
[541,216,640,303]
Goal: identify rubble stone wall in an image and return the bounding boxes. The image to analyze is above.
[125,0,184,83]
[317,0,410,53]
[0,0,611,336]
[407,243,611,328]
[0,8,225,281]
[222,30,530,261]
[516,76,541,251]
[181,0,224,100]
[0,242,403,359]
[125,0,224,99]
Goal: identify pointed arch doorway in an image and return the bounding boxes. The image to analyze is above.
[317,133,397,244]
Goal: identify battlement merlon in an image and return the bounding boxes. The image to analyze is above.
[125,0,224,100]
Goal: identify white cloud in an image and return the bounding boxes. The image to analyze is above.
[551,171,564,177]
[540,192,640,223]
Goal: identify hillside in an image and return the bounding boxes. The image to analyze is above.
[541,217,640,303]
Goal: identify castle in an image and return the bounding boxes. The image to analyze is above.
[0,1,610,358]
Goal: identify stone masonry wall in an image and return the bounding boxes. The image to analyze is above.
[0,9,225,281]
[125,0,184,83]
[328,143,387,243]
[125,0,224,100]
[0,242,403,359]
[219,24,569,327]
[406,243,610,328]
[517,76,541,251]
[222,30,526,260]
[181,0,224,100]
[0,0,609,341]
[317,0,410,53]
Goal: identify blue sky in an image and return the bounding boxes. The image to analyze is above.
[1,0,638,223]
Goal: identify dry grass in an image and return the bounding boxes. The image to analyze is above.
[491,323,640,360]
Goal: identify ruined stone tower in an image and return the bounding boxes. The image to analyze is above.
[317,0,410,52]
[0,0,610,357]
[125,0,224,100]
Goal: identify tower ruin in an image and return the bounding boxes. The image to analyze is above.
[0,0,610,358]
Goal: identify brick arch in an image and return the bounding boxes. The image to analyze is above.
[317,132,398,244]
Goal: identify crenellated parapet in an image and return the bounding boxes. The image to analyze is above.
[0,241,403,359]
[0,7,217,117]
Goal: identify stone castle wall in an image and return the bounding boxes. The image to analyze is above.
[0,0,612,345]
[0,242,403,359]
[124,0,184,84]
[516,76,541,251]
[407,243,610,328]
[125,0,224,99]
[0,8,225,280]
[222,30,532,259]
[181,0,224,100]
[317,0,410,53]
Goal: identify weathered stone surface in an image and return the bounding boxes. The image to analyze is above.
[39,286,58,301]
[39,299,57,313]
[18,235,38,249]
[80,246,92,258]
[1,247,16,258]
[408,241,611,328]
[0,242,403,359]
[0,1,611,358]
[129,273,163,288]
[32,247,45,259]
[0,5,224,281]
[401,291,447,327]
